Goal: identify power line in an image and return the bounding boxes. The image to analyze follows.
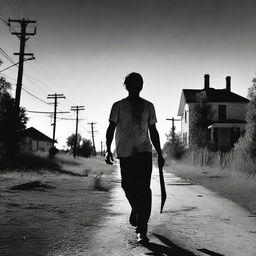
[27,110,70,114]
[57,117,85,121]
[0,56,34,72]
[22,87,49,105]
[0,73,50,106]
[0,48,16,64]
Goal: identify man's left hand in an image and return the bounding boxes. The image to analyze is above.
[158,155,165,170]
[105,151,114,165]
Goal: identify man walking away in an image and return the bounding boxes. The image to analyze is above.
[105,72,165,244]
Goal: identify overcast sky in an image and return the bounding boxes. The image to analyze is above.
[1,0,256,150]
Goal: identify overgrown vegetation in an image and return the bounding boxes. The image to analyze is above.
[0,153,60,171]
[181,148,255,175]
[234,76,256,160]
[163,129,185,160]
[189,91,213,149]
[66,133,94,158]
[0,75,28,159]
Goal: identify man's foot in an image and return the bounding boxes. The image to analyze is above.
[137,233,149,244]
[129,209,138,227]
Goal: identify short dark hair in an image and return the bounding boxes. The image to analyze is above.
[124,72,143,92]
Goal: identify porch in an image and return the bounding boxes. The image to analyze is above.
[208,121,246,151]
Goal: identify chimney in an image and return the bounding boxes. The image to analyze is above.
[226,76,231,92]
[204,74,210,90]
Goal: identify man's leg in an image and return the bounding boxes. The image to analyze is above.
[135,152,152,236]
[120,157,140,225]
[119,152,152,238]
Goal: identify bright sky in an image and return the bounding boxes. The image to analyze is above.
[1,0,256,151]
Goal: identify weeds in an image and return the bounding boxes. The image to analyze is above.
[83,169,91,177]
[0,153,60,171]
[181,148,256,175]
[93,172,109,192]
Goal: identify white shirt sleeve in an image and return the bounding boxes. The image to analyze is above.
[149,103,157,125]
[109,102,119,124]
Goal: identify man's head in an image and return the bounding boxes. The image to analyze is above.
[124,72,143,93]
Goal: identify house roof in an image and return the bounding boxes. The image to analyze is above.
[208,120,247,129]
[178,88,249,116]
[20,127,54,143]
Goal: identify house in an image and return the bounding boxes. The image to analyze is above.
[178,74,249,151]
[19,127,54,154]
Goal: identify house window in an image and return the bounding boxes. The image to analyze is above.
[183,132,187,147]
[184,110,187,123]
[218,105,226,121]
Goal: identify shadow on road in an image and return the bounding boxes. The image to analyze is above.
[143,233,196,256]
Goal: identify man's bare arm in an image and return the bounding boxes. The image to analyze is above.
[105,121,116,164]
[149,124,165,169]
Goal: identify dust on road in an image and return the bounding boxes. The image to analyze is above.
[83,164,256,256]
[1,163,256,256]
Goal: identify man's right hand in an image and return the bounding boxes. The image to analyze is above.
[105,151,114,165]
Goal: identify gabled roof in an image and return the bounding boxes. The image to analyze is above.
[20,127,54,143]
[184,88,249,103]
[178,88,249,116]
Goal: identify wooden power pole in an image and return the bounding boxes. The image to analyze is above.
[9,18,36,115]
[88,122,97,156]
[47,93,65,146]
[166,117,181,143]
[71,106,85,158]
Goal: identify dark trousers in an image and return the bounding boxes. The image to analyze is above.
[119,152,152,234]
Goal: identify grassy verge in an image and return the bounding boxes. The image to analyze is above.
[0,153,117,255]
[0,153,115,192]
[164,160,256,214]
[0,153,60,171]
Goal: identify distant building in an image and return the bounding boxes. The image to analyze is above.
[178,74,249,151]
[19,127,54,154]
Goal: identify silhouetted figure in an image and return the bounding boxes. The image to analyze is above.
[106,72,165,244]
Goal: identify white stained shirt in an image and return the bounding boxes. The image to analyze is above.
[109,97,157,158]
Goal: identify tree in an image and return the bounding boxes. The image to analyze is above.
[235,76,256,159]
[0,76,28,158]
[79,139,94,158]
[66,133,82,153]
[66,134,94,158]
[189,91,213,149]
[163,129,185,160]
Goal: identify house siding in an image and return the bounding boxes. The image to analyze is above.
[179,101,248,151]
[210,102,247,121]
[181,103,190,147]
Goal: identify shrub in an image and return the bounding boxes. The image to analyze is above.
[163,136,185,160]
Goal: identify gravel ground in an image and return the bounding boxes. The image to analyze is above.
[1,159,256,256]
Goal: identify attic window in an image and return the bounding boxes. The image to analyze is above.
[185,110,187,123]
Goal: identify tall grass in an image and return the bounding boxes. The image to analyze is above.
[0,153,60,171]
[181,148,256,175]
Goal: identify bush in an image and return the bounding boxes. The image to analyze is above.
[163,136,185,160]
[48,146,59,159]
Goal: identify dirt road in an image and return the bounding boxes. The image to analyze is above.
[83,164,256,256]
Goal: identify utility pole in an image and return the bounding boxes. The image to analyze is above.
[88,122,97,156]
[9,18,36,115]
[71,106,85,158]
[101,141,103,156]
[166,118,181,143]
[47,94,65,146]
